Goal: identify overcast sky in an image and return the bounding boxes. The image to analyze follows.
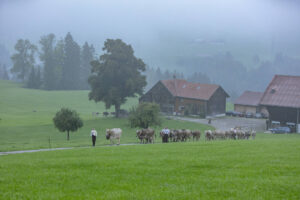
[1,0,300,57]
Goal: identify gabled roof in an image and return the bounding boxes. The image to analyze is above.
[260,75,300,108]
[160,79,229,101]
[234,91,263,106]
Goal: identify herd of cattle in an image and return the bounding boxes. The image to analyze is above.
[135,127,256,144]
[105,127,256,145]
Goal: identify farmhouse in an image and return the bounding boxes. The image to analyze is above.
[140,79,229,117]
[234,91,268,116]
[260,75,300,132]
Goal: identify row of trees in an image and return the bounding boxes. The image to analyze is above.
[51,39,159,140]
[10,32,95,90]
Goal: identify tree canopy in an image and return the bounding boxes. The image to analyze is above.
[10,39,37,81]
[80,42,95,89]
[61,32,81,90]
[53,108,83,140]
[88,39,147,117]
[40,33,56,90]
[129,102,161,128]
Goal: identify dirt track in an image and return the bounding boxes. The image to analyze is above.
[170,116,267,131]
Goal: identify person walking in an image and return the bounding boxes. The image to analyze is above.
[91,128,98,147]
[162,127,170,143]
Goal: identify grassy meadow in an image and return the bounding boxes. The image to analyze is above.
[0,80,212,152]
[1,134,300,199]
[1,80,300,199]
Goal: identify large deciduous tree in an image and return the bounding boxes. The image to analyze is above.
[88,39,147,117]
[61,32,80,90]
[53,108,83,141]
[11,39,37,81]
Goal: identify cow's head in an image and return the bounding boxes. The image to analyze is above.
[106,129,111,140]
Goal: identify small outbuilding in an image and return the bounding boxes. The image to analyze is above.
[139,79,229,117]
[234,91,268,116]
[260,75,300,132]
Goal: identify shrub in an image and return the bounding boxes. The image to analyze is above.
[129,102,161,128]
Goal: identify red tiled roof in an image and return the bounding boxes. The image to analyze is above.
[161,79,228,100]
[234,91,263,106]
[260,75,300,108]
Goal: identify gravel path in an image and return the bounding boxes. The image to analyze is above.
[170,116,267,131]
[0,143,140,156]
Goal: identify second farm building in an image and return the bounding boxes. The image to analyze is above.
[140,79,229,117]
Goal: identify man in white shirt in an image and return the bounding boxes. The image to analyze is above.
[162,127,170,143]
[91,128,98,147]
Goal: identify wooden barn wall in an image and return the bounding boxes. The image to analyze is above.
[207,87,226,115]
[267,106,298,124]
[234,105,257,114]
[139,82,175,113]
[174,98,206,115]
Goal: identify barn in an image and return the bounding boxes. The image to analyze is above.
[139,79,229,117]
[234,91,268,116]
[260,75,300,132]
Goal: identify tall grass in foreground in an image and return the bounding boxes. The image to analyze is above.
[0,135,300,199]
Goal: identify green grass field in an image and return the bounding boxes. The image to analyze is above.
[1,134,300,199]
[0,80,212,152]
[1,80,300,199]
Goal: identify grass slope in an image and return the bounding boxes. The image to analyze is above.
[1,134,300,199]
[0,80,137,127]
[0,80,213,152]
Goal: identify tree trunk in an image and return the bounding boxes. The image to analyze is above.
[67,131,70,141]
[115,104,120,118]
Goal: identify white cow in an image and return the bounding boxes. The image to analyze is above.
[106,128,122,145]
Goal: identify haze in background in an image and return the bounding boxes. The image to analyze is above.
[1,0,300,96]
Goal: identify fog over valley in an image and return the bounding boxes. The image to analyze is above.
[1,0,300,98]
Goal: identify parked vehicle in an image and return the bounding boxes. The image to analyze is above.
[269,127,291,134]
[245,112,254,118]
[232,111,244,117]
[226,111,234,116]
[260,113,268,119]
[255,113,263,118]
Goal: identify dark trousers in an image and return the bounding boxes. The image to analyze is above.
[92,135,96,146]
[163,134,168,143]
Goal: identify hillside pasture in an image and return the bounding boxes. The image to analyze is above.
[0,80,213,152]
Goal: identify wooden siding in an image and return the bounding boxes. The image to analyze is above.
[267,106,299,124]
[207,87,226,115]
[140,82,175,113]
[234,104,257,114]
[174,97,206,115]
[140,80,228,116]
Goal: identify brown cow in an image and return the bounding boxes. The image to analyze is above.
[192,130,201,141]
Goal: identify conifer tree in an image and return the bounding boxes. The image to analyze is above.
[80,42,95,89]
[40,34,56,90]
[61,32,80,89]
